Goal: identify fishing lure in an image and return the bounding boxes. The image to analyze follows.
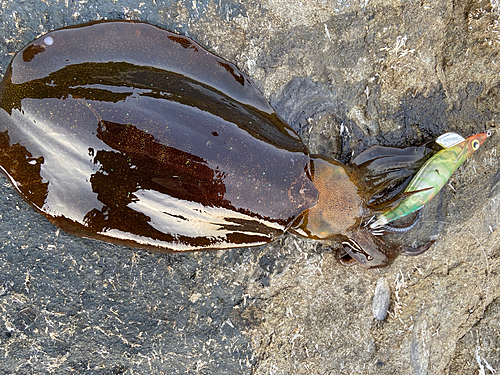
[0,20,486,268]
[370,131,491,229]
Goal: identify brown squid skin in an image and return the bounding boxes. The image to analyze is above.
[0,20,433,268]
[293,157,365,240]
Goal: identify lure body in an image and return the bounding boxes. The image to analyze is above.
[0,21,488,268]
[371,132,490,228]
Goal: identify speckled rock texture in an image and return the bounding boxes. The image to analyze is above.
[0,0,499,374]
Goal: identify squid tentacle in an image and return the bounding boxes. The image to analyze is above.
[365,209,421,236]
[379,209,422,234]
[399,240,436,256]
[370,232,435,257]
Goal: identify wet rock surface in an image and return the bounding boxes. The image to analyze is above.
[0,0,499,374]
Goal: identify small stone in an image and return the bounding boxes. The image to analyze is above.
[373,278,390,321]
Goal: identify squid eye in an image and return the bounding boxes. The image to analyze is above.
[472,139,480,150]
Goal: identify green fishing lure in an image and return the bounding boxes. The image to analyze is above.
[371,131,491,229]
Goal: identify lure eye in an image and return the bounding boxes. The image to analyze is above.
[472,139,480,150]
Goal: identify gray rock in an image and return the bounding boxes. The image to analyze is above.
[373,278,390,321]
[0,0,499,374]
